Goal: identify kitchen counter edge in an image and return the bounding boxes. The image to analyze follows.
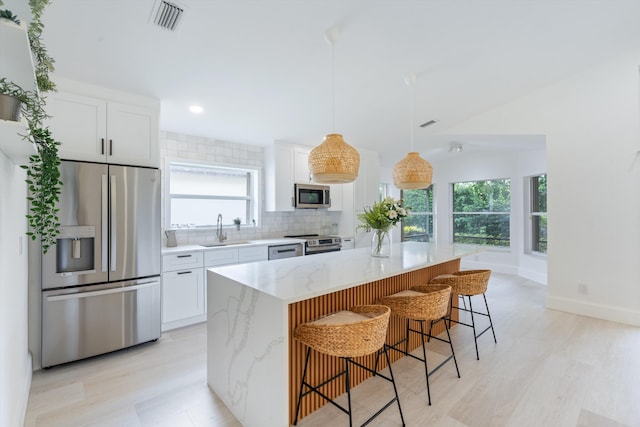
[161,238,306,255]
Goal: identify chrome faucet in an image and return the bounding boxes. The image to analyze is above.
[216,213,227,243]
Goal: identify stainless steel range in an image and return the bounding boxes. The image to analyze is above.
[284,234,342,255]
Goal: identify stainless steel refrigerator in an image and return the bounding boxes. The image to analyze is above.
[41,160,161,368]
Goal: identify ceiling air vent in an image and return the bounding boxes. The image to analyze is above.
[151,0,184,31]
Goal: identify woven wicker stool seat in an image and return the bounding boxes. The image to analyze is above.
[430,269,497,360]
[377,284,460,405]
[293,305,405,427]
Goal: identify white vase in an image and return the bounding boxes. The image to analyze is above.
[370,229,390,258]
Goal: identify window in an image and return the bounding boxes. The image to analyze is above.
[528,174,547,254]
[378,182,391,201]
[168,162,259,227]
[452,179,510,247]
[401,187,434,242]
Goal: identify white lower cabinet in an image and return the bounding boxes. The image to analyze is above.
[162,245,271,331]
[204,248,238,267]
[162,268,205,324]
[340,236,355,250]
[238,246,268,263]
[162,251,205,331]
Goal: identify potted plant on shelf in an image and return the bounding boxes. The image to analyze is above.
[0,0,61,253]
[357,197,409,258]
[233,217,242,230]
[0,8,19,24]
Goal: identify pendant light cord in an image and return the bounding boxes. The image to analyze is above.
[410,83,414,151]
[331,39,336,132]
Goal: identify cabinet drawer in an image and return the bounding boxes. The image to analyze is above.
[162,251,203,272]
[238,246,268,263]
[205,248,239,267]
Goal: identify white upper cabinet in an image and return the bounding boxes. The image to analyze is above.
[45,79,160,167]
[353,149,380,213]
[342,148,380,248]
[294,146,313,183]
[265,142,295,211]
[46,92,106,163]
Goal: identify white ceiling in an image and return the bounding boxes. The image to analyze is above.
[12,0,640,165]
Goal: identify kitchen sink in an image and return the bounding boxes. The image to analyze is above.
[200,241,250,247]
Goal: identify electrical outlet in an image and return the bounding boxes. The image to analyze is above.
[578,283,589,295]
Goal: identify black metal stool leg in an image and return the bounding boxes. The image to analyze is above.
[293,347,312,425]
[418,320,432,406]
[383,344,405,427]
[468,296,480,360]
[448,295,454,328]
[443,317,461,378]
[345,358,353,427]
[405,318,410,354]
[373,348,380,375]
[483,293,497,343]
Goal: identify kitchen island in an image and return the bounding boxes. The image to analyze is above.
[206,242,480,427]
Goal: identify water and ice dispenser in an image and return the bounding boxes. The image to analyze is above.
[54,226,96,275]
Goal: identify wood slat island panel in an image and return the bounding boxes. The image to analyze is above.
[288,258,460,422]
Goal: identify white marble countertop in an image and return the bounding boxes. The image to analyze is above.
[162,238,305,255]
[208,242,482,303]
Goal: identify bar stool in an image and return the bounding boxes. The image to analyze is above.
[293,305,405,427]
[377,284,460,406]
[430,270,497,360]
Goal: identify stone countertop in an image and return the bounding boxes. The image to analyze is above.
[208,242,482,304]
[161,238,305,255]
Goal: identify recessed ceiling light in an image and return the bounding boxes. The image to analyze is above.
[189,105,203,113]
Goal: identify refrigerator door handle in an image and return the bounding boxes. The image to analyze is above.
[46,281,159,302]
[101,174,108,272]
[110,175,117,272]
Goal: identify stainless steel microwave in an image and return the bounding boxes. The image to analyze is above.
[294,183,331,208]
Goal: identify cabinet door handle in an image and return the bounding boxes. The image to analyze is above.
[101,138,105,155]
[109,139,113,156]
[177,254,192,258]
[177,271,192,275]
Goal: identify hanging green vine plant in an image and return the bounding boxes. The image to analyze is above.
[24,128,61,252]
[0,0,62,253]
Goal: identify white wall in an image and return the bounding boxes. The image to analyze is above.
[0,153,31,427]
[443,48,640,326]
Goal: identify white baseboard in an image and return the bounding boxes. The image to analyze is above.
[546,295,640,327]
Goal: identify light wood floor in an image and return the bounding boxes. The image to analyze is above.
[25,273,640,427]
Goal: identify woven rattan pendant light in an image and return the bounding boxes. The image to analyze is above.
[308,28,360,184]
[393,74,432,189]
